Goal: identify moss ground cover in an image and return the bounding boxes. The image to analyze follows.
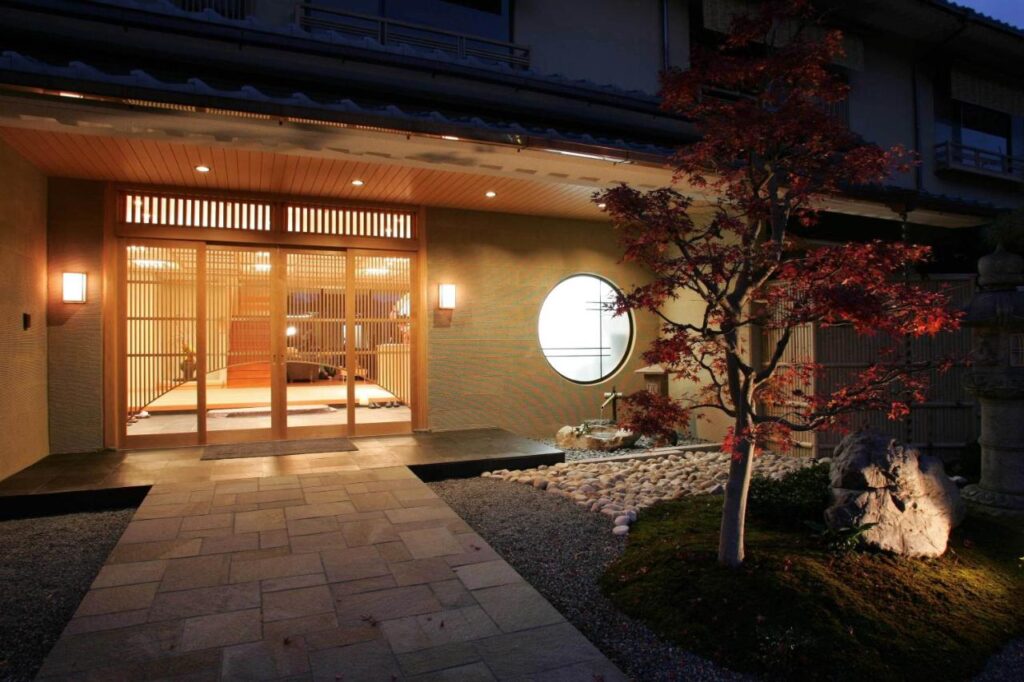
[601,472,1024,681]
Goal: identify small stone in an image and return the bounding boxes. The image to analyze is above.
[612,525,630,535]
[614,515,631,526]
[532,478,548,490]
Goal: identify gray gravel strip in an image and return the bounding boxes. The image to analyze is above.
[976,639,1024,682]
[429,477,748,682]
[0,508,136,681]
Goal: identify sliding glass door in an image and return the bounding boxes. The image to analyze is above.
[122,241,414,446]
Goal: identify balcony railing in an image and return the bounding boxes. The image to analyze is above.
[173,0,252,20]
[294,3,530,70]
[935,140,1024,183]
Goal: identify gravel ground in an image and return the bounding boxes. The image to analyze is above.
[430,477,748,681]
[0,507,136,681]
[976,639,1024,681]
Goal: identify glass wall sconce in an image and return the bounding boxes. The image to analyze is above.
[438,283,457,310]
[62,272,87,303]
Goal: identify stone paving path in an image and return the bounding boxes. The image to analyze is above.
[37,465,625,681]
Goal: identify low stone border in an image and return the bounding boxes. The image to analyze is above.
[484,450,814,535]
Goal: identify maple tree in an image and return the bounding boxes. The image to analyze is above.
[596,0,960,567]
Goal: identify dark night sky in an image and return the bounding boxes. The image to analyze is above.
[956,0,1024,29]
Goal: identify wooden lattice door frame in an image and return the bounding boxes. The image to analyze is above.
[104,185,425,450]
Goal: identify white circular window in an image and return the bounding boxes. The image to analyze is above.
[538,274,633,384]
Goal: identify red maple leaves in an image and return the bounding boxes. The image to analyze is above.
[603,0,960,456]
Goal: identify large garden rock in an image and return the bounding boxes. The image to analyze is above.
[555,423,639,451]
[825,430,965,557]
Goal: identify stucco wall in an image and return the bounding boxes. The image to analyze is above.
[516,0,677,95]
[47,179,105,454]
[0,138,49,480]
[425,207,659,437]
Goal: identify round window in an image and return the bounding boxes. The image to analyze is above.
[538,274,633,384]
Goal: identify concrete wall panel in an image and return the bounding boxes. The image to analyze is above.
[425,207,660,437]
[47,179,105,454]
[0,138,49,480]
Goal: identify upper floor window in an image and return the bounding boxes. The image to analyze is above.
[442,0,502,14]
[935,72,1015,156]
[318,0,510,42]
[936,98,1012,157]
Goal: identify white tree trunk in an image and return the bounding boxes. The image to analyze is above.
[718,437,756,567]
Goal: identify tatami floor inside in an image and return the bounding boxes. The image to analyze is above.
[2,431,624,680]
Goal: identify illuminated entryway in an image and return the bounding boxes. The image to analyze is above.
[115,190,418,448]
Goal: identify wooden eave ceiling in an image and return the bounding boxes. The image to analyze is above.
[0,94,988,227]
[0,127,612,219]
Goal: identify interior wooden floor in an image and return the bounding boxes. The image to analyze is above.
[145,380,398,412]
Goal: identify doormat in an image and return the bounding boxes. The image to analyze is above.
[199,437,357,460]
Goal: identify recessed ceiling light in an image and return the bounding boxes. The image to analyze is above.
[485,191,497,198]
[58,91,84,99]
[442,135,460,141]
[351,179,365,186]
[598,203,607,209]
[194,165,211,173]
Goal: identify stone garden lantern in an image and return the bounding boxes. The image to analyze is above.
[962,244,1024,518]
[634,364,669,396]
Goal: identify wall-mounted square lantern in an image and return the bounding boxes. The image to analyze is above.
[438,283,457,310]
[62,272,87,303]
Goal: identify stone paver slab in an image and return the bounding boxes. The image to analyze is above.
[473,622,612,679]
[309,638,403,682]
[380,605,500,655]
[118,517,183,544]
[233,508,286,534]
[230,551,323,583]
[92,560,167,589]
[180,608,262,652]
[159,553,231,592]
[263,584,334,622]
[74,582,159,617]
[390,557,456,586]
[453,560,522,590]
[471,582,565,632]
[341,518,398,546]
[320,545,390,584]
[400,527,464,559]
[333,584,442,626]
[148,582,261,621]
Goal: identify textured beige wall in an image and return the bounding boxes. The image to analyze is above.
[0,139,49,480]
[47,179,105,454]
[425,207,659,437]
[660,289,733,443]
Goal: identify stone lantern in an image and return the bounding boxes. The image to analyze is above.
[962,244,1024,518]
[634,364,669,396]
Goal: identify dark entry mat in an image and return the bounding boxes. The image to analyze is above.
[199,437,357,460]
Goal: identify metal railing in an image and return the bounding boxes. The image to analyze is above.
[294,3,530,69]
[173,0,252,20]
[934,140,1024,183]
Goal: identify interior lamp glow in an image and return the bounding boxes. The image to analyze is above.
[438,283,456,310]
[286,325,298,337]
[62,272,87,303]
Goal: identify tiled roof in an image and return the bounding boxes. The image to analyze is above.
[936,0,1024,37]
[90,0,660,103]
[0,50,674,159]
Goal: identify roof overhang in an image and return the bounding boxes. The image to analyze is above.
[0,88,994,227]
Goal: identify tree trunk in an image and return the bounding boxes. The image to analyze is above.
[718,434,756,568]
